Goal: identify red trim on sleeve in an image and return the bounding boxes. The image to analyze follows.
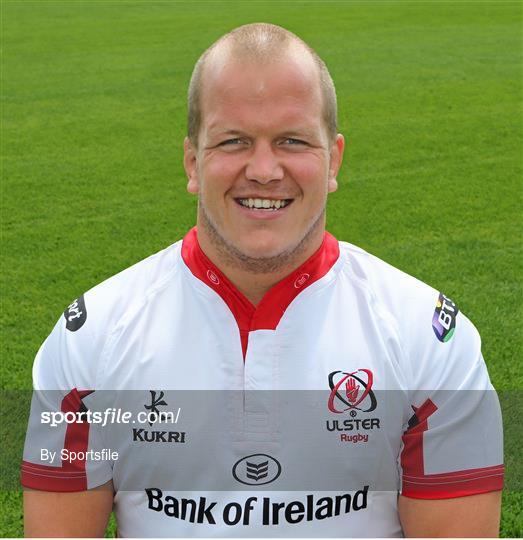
[401,399,438,476]
[21,461,87,492]
[21,388,92,492]
[401,399,504,499]
[181,227,339,357]
[402,464,504,499]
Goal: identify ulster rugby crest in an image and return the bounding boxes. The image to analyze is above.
[327,369,377,413]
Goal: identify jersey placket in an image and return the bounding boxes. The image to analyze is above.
[181,227,341,456]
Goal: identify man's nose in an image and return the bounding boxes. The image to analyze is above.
[245,141,284,184]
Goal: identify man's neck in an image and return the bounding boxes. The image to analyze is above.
[196,228,325,306]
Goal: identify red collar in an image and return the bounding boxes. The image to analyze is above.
[181,227,339,358]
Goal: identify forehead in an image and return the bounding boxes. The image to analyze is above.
[199,51,323,133]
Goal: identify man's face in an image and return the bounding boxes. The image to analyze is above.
[184,51,344,264]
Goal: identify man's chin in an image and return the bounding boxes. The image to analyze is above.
[199,204,326,274]
[234,240,291,261]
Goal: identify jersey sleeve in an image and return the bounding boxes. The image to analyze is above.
[400,292,504,499]
[21,295,114,492]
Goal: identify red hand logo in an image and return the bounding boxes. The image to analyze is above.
[345,377,360,404]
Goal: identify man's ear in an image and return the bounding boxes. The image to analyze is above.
[327,134,345,193]
[184,137,199,194]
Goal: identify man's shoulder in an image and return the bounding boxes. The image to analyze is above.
[336,240,481,371]
[55,238,184,348]
[81,239,184,331]
[35,240,186,389]
[337,240,439,308]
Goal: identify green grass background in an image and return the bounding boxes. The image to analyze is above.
[1,0,521,536]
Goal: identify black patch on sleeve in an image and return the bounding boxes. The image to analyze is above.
[407,412,419,430]
[64,295,87,331]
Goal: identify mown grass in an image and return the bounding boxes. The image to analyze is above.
[1,0,521,536]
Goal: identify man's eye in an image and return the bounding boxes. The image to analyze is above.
[282,138,307,145]
[219,138,244,146]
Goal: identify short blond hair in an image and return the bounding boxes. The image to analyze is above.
[187,23,338,147]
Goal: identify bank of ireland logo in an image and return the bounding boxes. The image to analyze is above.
[328,370,377,414]
[432,292,459,342]
[232,454,282,486]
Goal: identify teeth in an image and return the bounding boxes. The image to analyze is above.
[238,198,289,210]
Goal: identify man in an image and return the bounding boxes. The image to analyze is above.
[22,23,503,537]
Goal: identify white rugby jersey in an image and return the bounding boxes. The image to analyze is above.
[22,228,504,537]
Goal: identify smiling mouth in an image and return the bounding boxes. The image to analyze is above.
[235,198,293,211]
